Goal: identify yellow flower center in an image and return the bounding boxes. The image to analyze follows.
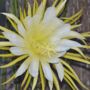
[24,23,55,58]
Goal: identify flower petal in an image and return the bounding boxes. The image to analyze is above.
[42,18,64,38]
[56,0,67,15]
[56,51,66,57]
[2,13,21,24]
[55,39,82,53]
[33,3,44,22]
[50,24,71,45]
[64,31,85,40]
[43,7,56,22]
[41,62,53,81]
[17,24,26,37]
[10,47,27,55]
[55,62,64,81]
[48,81,53,90]
[15,57,30,77]
[2,13,26,36]
[3,31,24,47]
[28,58,39,77]
[48,58,60,64]
[24,16,32,27]
[60,39,82,48]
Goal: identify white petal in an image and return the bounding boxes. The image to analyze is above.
[43,7,56,23]
[50,24,71,44]
[55,62,64,81]
[50,23,71,44]
[55,46,70,52]
[56,52,66,57]
[33,3,44,22]
[48,58,60,63]
[60,39,82,48]
[64,31,85,40]
[17,24,26,37]
[28,58,39,77]
[10,47,27,55]
[2,13,26,36]
[24,16,32,27]
[48,81,53,90]
[15,57,30,77]
[3,31,24,47]
[41,62,53,81]
[54,39,82,53]
[58,24,71,37]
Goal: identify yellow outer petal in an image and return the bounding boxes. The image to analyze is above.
[7,17,18,31]
[0,42,14,46]
[72,48,87,59]
[0,25,15,33]
[0,54,14,57]
[24,75,31,90]
[64,77,75,90]
[64,9,83,24]
[64,73,79,90]
[21,71,29,87]
[2,74,15,85]
[65,68,89,90]
[0,55,27,68]
[40,65,45,90]
[52,0,58,6]
[61,60,79,76]
[63,54,90,64]
[56,0,67,16]
[33,0,38,15]
[28,3,32,17]
[52,72,60,90]
[0,47,9,50]
[32,76,38,90]
[20,7,24,21]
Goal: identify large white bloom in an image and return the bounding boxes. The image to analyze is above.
[1,2,85,90]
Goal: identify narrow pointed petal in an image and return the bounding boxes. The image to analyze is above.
[64,31,85,40]
[29,58,39,77]
[49,81,53,90]
[41,62,53,81]
[2,74,15,85]
[60,39,82,48]
[3,31,24,47]
[24,16,32,27]
[43,7,56,22]
[56,0,67,15]
[10,47,27,55]
[32,76,38,90]
[48,58,60,64]
[0,55,27,68]
[55,62,64,81]
[55,46,70,52]
[17,24,26,37]
[50,24,71,43]
[15,57,30,77]
[2,13,21,24]
[33,3,44,22]
[2,13,26,36]
[56,51,66,57]
[55,39,82,52]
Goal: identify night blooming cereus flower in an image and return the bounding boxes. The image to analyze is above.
[0,0,90,90]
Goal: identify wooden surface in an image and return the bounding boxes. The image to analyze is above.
[66,0,90,90]
[0,0,90,90]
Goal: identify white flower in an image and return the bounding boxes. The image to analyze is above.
[0,1,87,90]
